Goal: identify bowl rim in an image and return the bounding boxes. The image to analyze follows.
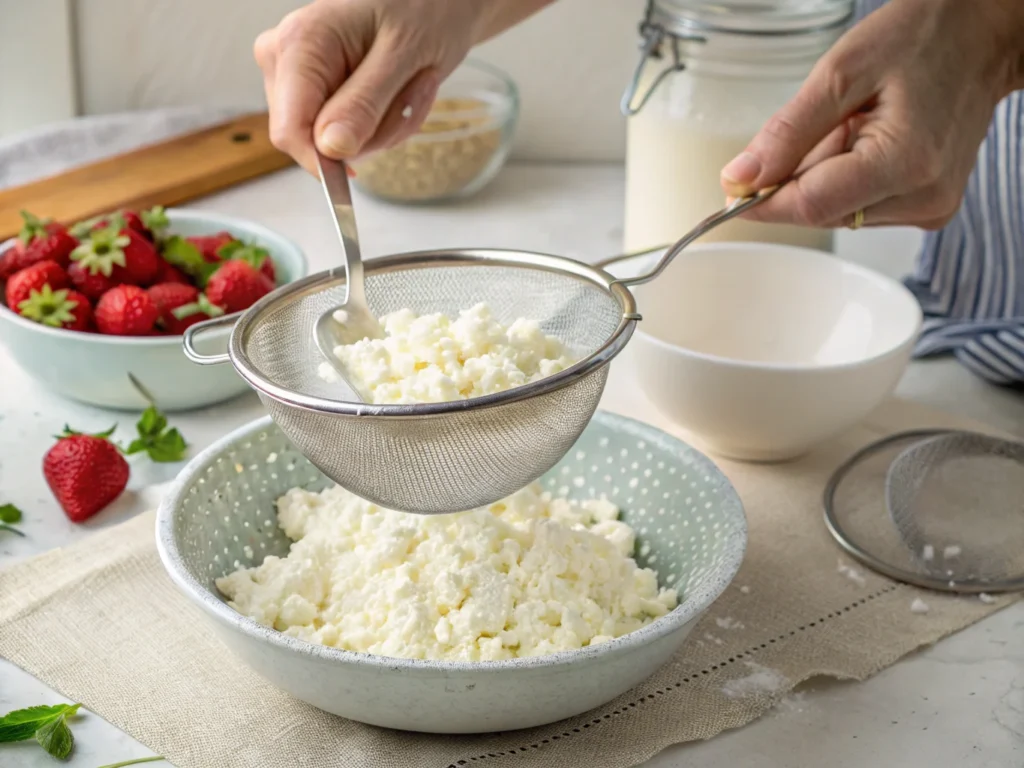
[606,241,924,373]
[156,410,748,673]
[0,208,308,346]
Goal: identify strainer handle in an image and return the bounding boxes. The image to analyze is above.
[611,185,782,288]
[182,313,239,365]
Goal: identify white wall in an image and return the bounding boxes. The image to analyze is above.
[0,0,77,136]
[65,0,644,162]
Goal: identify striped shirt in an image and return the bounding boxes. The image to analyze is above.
[857,0,1024,385]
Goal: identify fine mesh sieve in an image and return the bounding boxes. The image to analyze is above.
[825,429,1024,593]
[182,187,780,514]
[185,249,636,514]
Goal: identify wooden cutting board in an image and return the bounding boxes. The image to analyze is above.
[0,112,294,240]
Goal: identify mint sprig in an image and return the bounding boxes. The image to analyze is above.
[0,503,23,536]
[0,702,80,759]
[0,503,21,524]
[124,405,188,463]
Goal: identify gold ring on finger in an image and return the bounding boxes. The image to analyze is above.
[848,208,865,230]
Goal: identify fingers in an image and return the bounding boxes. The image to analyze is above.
[738,140,895,228]
[358,67,442,155]
[720,55,879,197]
[262,31,336,175]
[314,31,421,159]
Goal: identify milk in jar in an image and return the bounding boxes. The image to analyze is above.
[622,0,855,254]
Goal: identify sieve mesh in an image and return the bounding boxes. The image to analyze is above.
[228,251,635,514]
[826,429,1024,593]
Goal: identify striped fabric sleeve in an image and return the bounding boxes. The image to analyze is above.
[854,0,1024,385]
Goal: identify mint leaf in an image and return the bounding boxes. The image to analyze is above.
[160,236,219,287]
[0,503,21,524]
[34,704,79,760]
[0,703,76,743]
[123,406,188,463]
[97,757,166,768]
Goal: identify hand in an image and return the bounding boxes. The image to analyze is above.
[255,0,553,175]
[719,0,1024,230]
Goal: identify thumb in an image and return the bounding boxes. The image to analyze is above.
[314,32,421,159]
[720,58,876,197]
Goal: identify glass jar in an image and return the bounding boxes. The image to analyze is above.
[622,0,854,254]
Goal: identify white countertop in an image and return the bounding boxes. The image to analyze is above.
[1,163,1022,767]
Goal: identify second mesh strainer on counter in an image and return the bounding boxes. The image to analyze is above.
[825,428,1024,594]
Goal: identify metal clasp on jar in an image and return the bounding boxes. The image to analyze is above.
[620,0,706,117]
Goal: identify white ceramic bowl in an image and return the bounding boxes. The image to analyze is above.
[0,209,307,412]
[604,242,922,461]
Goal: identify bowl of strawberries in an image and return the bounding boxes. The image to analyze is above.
[0,206,307,411]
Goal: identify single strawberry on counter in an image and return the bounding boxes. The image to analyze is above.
[15,286,93,331]
[5,261,69,309]
[70,217,163,287]
[218,240,277,284]
[0,211,77,280]
[205,259,274,314]
[95,284,159,336]
[148,282,224,334]
[43,426,129,523]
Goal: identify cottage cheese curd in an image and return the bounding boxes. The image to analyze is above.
[320,302,576,404]
[217,483,678,662]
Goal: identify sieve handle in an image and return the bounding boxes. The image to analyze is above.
[182,312,240,365]
[611,184,783,288]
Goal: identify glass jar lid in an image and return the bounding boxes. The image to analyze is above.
[651,0,854,37]
[621,0,854,116]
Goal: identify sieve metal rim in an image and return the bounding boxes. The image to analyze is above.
[823,428,1024,594]
[227,247,639,418]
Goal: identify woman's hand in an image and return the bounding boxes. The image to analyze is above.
[719,0,1024,230]
[255,0,552,174]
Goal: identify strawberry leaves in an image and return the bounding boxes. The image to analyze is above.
[217,240,269,269]
[17,211,53,245]
[0,702,81,759]
[160,236,220,287]
[124,405,188,463]
[140,206,169,239]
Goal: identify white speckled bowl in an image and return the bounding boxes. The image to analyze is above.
[0,209,307,412]
[157,410,747,733]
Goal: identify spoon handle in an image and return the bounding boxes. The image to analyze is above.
[613,184,783,289]
[315,150,367,306]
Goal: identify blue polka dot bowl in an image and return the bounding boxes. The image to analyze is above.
[156,410,747,733]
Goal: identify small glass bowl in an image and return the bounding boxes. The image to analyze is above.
[350,59,519,204]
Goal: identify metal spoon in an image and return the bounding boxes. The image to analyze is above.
[313,151,383,400]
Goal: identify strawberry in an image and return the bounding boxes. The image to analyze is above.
[148,282,223,334]
[5,261,69,309]
[43,426,129,523]
[70,219,163,287]
[0,211,77,280]
[16,285,93,331]
[154,260,191,285]
[187,231,236,263]
[217,240,277,284]
[95,284,159,336]
[205,259,274,313]
[67,260,117,300]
